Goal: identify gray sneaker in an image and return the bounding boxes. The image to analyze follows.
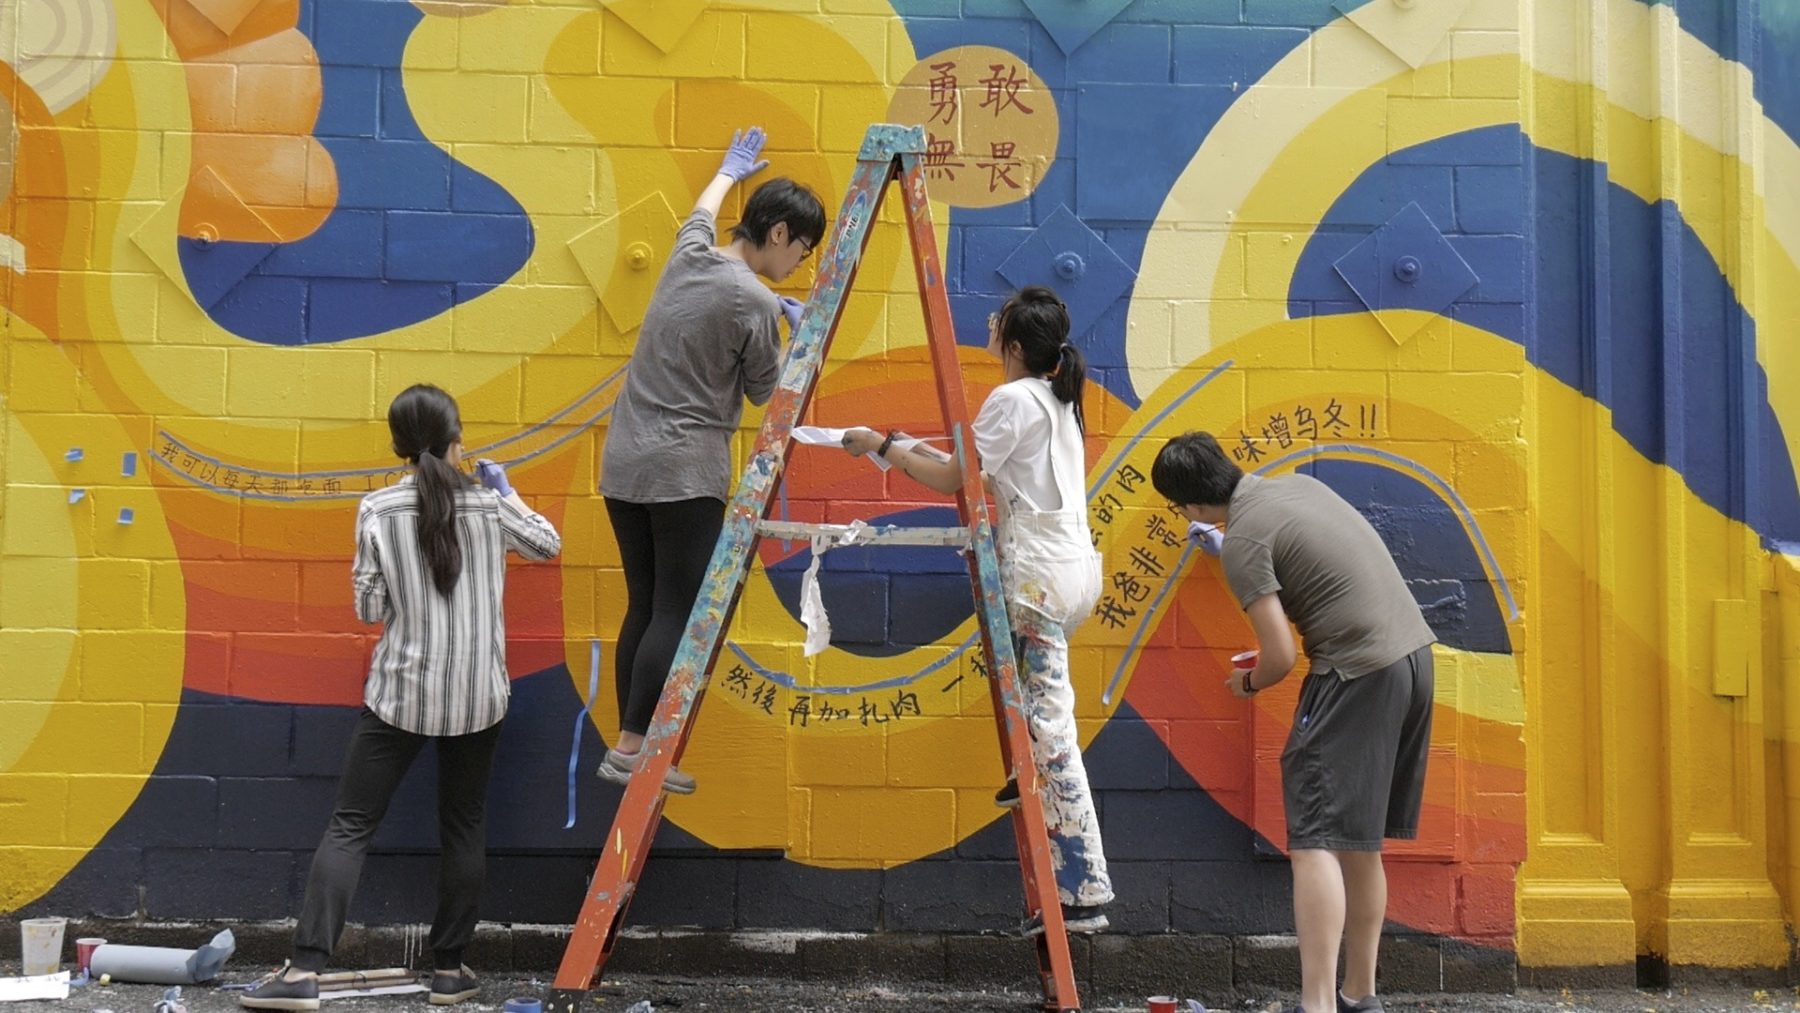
[239,963,319,1011]
[597,747,696,794]
[1339,993,1384,1013]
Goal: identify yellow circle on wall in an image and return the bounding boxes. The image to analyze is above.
[887,45,1058,209]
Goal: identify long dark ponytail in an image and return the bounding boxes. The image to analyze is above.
[388,384,467,596]
[997,286,1086,433]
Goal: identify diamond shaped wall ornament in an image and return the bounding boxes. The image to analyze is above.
[1331,201,1477,345]
[995,204,1137,339]
[569,190,678,334]
[185,0,266,36]
[1335,0,1471,68]
[1021,0,1136,55]
[602,0,707,54]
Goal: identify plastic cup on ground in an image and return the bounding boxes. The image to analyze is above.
[1230,650,1259,670]
[20,917,66,976]
[76,938,106,975]
[1148,997,1178,1013]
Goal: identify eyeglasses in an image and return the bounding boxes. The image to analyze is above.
[987,311,1000,331]
[796,238,814,262]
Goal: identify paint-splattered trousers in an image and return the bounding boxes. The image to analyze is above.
[1012,607,1114,908]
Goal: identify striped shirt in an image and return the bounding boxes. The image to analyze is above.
[352,477,562,737]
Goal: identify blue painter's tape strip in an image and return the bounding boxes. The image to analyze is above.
[122,452,138,477]
[65,448,83,462]
[68,489,85,504]
[117,507,135,525]
[564,639,601,830]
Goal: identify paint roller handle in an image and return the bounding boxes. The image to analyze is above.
[718,126,770,182]
[474,458,513,498]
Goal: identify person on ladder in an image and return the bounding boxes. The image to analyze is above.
[597,126,826,794]
[840,286,1114,934]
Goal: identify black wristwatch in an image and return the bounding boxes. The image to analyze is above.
[876,430,897,457]
[1241,670,1256,695]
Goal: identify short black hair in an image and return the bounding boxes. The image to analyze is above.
[1151,431,1243,507]
[731,177,826,249]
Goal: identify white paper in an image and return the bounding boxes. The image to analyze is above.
[791,426,891,471]
[0,971,70,1002]
[322,984,427,1000]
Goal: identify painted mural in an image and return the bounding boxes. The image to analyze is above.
[3,0,1798,975]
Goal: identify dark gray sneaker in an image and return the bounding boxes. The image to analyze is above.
[1339,993,1384,1013]
[994,779,1020,808]
[239,963,319,1011]
[429,965,480,1006]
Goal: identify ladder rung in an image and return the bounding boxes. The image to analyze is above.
[755,520,971,547]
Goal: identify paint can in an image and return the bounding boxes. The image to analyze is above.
[20,917,66,976]
[502,997,542,1013]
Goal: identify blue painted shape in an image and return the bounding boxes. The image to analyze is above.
[1294,128,1800,546]
[1073,84,1238,222]
[258,210,383,279]
[182,0,533,344]
[210,276,308,344]
[1113,0,1240,23]
[1299,458,1511,653]
[1018,0,1135,54]
[1389,125,1522,166]
[385,211,534,283]
[1758,2,1800,149]
[1040,22,1172,84]
[960,225,1037,293]
[64,447,82,462]
[312,0,419,68]
[179,240,280,308]
[1173,25,1310,87]
[1244,0,1338,26]
[1331,202,1479,320]
[67,489,85,504]
[121,452,137,477]
[117,507,135,525]
[994,204,1138,338]
[307,279,453,343]
[325,138,451,211]
[1454,165,1525,234]
[311,65,379,139]
[1456,235,1526,303]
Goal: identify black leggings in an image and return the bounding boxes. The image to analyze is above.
[605,496,725,736]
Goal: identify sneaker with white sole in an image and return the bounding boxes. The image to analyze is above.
[428,965,479,1006]
[596,747,696,794]
[1339,992,1384,1013]
[239,963,319,1011]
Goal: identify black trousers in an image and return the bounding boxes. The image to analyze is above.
[292,708,503,971]
[604,496,725,736]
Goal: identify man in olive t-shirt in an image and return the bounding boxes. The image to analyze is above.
[1153,431,1435,1013]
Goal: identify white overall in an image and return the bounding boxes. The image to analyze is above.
[989,379,1113,908]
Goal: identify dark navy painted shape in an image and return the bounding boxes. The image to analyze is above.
[995,204,1138,340]
[1331,201,1478,328]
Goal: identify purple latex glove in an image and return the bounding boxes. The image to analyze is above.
[777,296,804,331]
[1188,520,1223,557]
[474,458,513,497]
[718,126,770,182]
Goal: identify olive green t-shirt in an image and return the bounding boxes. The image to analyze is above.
[1221,473,1435,678]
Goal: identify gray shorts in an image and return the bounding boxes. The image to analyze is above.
[1280,644,1434,852]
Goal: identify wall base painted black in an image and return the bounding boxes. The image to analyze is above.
[0,918,1519,999]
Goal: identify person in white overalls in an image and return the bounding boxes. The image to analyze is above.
[841,286,1114,933]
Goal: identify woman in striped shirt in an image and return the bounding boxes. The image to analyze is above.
[242,384,561,1011]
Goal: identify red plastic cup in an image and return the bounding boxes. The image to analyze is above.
[1230,650,1259,669]
[1148,998,1178,1013]
[76,938,105,975]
